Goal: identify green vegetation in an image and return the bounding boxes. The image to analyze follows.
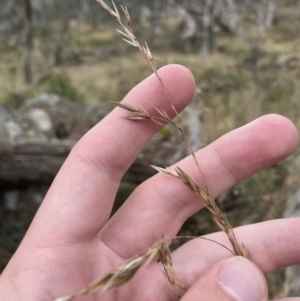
[39,71,84,102]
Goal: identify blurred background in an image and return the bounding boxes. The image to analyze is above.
[1,0,300,298]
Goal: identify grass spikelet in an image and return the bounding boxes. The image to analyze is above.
[175,166,200,193]
[120,5,131,27]
[55,236,235,301]
[110,101,141,113]
[150,165,179,178]
[154,107,171,120]
[111,101,150,120]
[102,256,144,290]
[54,255,147,301]
[157,240,186,290]
[151,165,248,258]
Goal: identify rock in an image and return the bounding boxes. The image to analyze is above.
[0,93,187,184]
[0,105,23,140]
[4,190,19,211]
[27,108,52,133]
[21,93,110,140]
[0,94,111,182]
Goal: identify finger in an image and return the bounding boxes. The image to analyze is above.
[26,65,195,245]
[99,114,298,257]
[137,218,299,300]
[180,256,268,301]
[169,218,300,290]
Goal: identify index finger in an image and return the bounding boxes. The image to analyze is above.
[26,65,195,246]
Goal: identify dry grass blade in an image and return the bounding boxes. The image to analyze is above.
[138,106,151,117]
[154,107,171,120]
[123,115,149,121]
[54,256,145,301]
[85,255,145,292]
[102,256,144,290]
[111,101,151,120]
[60,2,249,300]
[54,235,236,301]
[111,101,140,113]
[54,240,158,301]
[142,41,153,61]
[175,166,200,193]
[121,5,131,27]
[152,166,247,258]
[115,29,131,39]
[96,0,119,18]
[150,165,179,178]
[157,240,186,290]
[122,38,138,47]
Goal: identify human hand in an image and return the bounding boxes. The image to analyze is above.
[0,65,298,301]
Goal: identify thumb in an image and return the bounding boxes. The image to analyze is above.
[181,256,268,301]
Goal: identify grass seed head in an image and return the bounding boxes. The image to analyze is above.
[121,5,131,27]
[56,1,251,300]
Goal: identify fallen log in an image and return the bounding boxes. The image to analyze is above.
[0,139,156,184]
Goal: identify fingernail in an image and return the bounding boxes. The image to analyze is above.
[217,257,264,301]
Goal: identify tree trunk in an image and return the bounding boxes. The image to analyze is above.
[152,0,162,36]
[201,0,214,57]
[257,0,276,34]
[265,0,277,28]
[22,0,33,85]
[226,0,238,30]
[178,6,197,42]
[0,139,157,184]
[54,19,70,66]
[257,0,268,34]
[185,88,203,150]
